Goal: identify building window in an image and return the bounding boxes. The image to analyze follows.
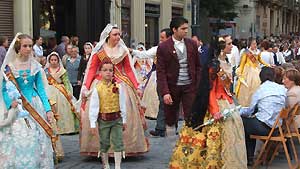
[172,7,183,18]
[145,4,160,49]
[121,0,131,46]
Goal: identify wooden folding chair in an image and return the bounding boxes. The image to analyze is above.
[267,104,300,167]
[250,107,299,169]
[288,104,300,144]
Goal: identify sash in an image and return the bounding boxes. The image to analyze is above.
[44,68,80,120]
[246,51,258,64]
[217,69,232,97]
[4,65,58,149]
[143,63,156,89]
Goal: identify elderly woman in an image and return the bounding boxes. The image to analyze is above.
[282,69,300,128]
[80,24,149,158]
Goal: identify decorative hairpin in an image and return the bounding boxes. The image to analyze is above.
[218,37,225,42]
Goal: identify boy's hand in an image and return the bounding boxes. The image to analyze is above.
[90,128,98,136]
[123,123,127,131]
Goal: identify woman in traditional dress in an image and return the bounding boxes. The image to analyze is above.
[44,52,79,135]
[79,24,149,156]
[0,33,54,168]
[133,44,158,119]
[235,39,270,106]
[169,35,247,169]
[132,44,152,86]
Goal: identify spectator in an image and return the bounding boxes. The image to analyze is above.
[33,36,46,66]
[65,46,81,99]
[46,37,57,56]
[260,40,274,66]
[282,69,300,129]
[240,67,287,165]
[272,44,285,65]
[0,36,9,67]
[56,36,69,58]
[62,44,73,67]
[77,42,93,84]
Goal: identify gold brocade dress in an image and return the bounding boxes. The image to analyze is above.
[169,60,247,169]
[235,49,269,107]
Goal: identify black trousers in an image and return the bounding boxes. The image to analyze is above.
[242,117,271,160]
[72,84,81,100]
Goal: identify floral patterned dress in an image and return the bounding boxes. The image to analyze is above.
[169,59,247,169]
[0,60,54,169]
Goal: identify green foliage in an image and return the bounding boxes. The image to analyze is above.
[200,0,238,20]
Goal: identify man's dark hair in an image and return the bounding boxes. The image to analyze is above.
[0,36,8,46]
[169,17,188,34]
[259,66,275,83]
[161,28,172,38]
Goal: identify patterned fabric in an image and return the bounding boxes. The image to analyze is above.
[170,100,247,169]
[96,81,121,113]
[80,50,149,156]
[0,70,54,169]
[47,71,79,134]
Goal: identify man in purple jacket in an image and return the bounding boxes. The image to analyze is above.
[156,17,201,136]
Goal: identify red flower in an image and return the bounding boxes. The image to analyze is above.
[112,85,119,93]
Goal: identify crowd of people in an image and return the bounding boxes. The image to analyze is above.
[0,16,299,169]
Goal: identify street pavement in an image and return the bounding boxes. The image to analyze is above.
[56,119,300,169]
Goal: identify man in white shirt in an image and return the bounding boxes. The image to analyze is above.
[129,28,172,137]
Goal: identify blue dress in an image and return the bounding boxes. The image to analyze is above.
[0,64,54,169]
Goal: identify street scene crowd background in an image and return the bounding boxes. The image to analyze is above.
[0,15,300,169]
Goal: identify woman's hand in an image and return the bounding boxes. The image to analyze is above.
[11,100,19,108]
[46,111,54,123]
[137,89,143,98]
[123,123,127,131]
[213,112,223,121]
[68,93,73,100]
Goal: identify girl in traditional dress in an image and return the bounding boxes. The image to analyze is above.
[170,36,247,169]
[235,39,270,106]
[44,52,79,135]
[79,24,149,156]
[0,33,54,168]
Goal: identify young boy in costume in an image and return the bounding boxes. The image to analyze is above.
[89,60,127,169]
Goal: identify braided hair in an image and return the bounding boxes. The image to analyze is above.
[186,37,221,130]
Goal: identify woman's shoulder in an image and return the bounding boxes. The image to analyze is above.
[288,85,300,94]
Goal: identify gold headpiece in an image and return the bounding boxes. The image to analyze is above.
[218,37,225,42]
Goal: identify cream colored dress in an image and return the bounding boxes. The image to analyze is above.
[235,49,269,106]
